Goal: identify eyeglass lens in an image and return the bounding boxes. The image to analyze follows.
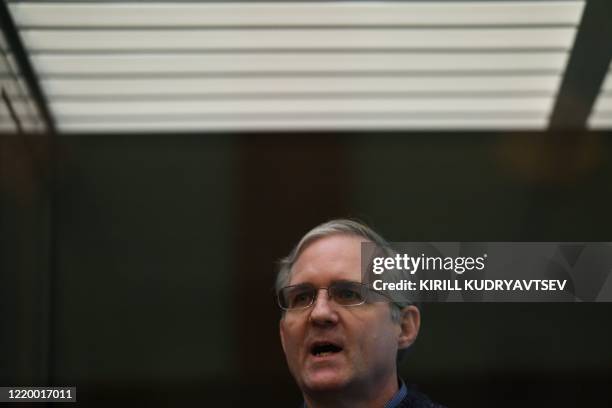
[279,282,367,309]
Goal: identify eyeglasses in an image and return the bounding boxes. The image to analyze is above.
[276,281,391,311]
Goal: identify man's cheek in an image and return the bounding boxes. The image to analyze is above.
[282,336,301,364]
[280,319,297,349]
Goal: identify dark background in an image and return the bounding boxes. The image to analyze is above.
[2,131,612,407]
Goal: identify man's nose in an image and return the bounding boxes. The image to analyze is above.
[309,289,339,326]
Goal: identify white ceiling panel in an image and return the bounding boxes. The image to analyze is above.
[31,53,570,75]
[9,2,585,27]
[42,76,562,97]
[22,28,576,51]
[6,1,589,133]
[58,117,549,134]
[53,97,553,116]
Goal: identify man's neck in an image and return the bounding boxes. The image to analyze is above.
[303,372,399,408]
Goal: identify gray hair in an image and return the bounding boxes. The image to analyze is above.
[277,219,383,284]
[276,219,410,323]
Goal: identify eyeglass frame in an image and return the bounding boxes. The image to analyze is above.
[276,280,400,311]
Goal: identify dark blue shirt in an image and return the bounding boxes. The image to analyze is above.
[303,379,408,408]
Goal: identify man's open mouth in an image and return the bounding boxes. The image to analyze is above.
[310,342,343,357]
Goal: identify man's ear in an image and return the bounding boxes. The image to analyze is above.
[397,305,420,349]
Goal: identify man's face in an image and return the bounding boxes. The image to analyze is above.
[279,234,404,395]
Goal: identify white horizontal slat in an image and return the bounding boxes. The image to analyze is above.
[3,54,24,77]
[0,59,12,75]
[600,69,612,92]
[0,122,18,133]
[32,53,569,75]
[588,117,612,129]
[42,75,562,96]
[9,2,585,27]
[589,114,612,131]
[22,28,577,51]
[588,73,612,127]
[0,99,37,118]
[589,67,612,129]
[593,96,612,111]
[0,77,33,99]
[0,80,21,96]
[0,103,44,132]
[589,66,612,128]
[58,117,548,133]
[25,121,44,133]
[0,101,10,117]
[51,97,554,116]
[0,121,45,133]
[0,31,8,50]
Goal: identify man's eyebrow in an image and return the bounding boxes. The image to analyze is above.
[288,279,360,287]
[330,279,361,285]
[286,282,314,288]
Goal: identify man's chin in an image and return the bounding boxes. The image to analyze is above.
[301,368,351,393]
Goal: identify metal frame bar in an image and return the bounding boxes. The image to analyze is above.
[0,0,55,133]
[1,88,23,132]
[1,0,58,392]
[549,0,612,130]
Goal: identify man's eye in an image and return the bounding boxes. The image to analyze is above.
[290,292,312,307]
[336,289,360,300]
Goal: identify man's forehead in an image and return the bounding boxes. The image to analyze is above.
[289,234,365,284]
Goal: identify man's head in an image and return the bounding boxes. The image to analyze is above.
[276,219,420,403]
